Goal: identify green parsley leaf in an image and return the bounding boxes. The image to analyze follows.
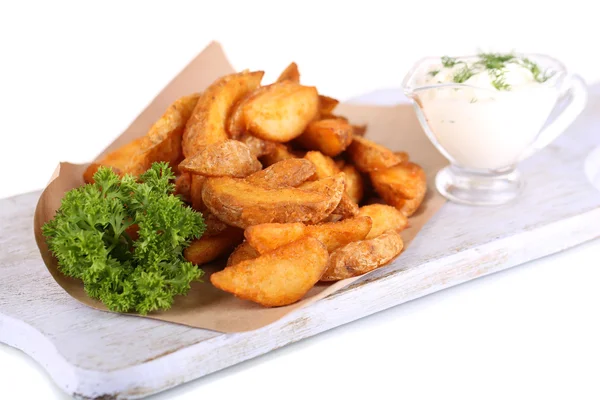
[42,162,206,315]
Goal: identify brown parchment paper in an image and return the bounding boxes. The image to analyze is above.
[33,41,447,333]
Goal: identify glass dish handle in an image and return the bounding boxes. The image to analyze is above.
[521,74,588,160]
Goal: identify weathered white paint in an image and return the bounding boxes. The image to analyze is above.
[1,87,599,399]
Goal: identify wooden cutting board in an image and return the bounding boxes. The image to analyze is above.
[2,87,600,400]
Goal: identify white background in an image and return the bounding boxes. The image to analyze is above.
[1,1,599,399]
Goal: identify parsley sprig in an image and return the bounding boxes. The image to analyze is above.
[42,162,206,315]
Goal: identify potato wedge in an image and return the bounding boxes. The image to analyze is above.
[83,137,145,183]
[276,62,300,83]
[304,150,340,180]
[331,193,359,219]
[179,140,261,178]
[346,136,403,172]
[190,174,207,212]
[394,151,410,163]
[246,158,315,189]
[183,70,264,157]
[243,81,319,142]
[318,95,339,116]
[320,230,404,281]
[245,216,372,254]
[174,172,192,203]
[227,85,271,138]
[125,93,200,176]
[259,143,299,167]
[303,151,358,217]
[342,164,364,204]
[352,124,367,137]
[184,227,244,266]
[358,204,408,239]
[297,118,353,157]
[202,174,344,228]
[237,133,276,158]
[203,212,229,237]
[210,237,328,307]
[226,241,260,267]
[370,161,427,216]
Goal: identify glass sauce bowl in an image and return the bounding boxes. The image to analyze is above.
[402,54,588,206]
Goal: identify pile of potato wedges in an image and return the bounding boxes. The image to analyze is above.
[83,62,427,307]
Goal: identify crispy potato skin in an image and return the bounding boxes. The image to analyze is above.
[190,174,207,212]
[243,81,319,142]
[83,138,145,183]
[276,62,300,83]
[203,212,229,237]
[347,136,403,172]
[210,237,328,307]
[174,173,192,203]
[184,227,244,266]
[342,164,364,204]
[245,158,316,189]
[358,204,408,239]
[237,133,277,158]
[125,94,200,176]
[318,95,339,117]
[297,118,353,157]
[259,143,299,167]
[226,241,260,267]
[245,216,372,254]
[245,223,306,254]
[304,151,340,180]
[227,85,271,138]
[303,151,358,218]
[320,230,404,281]
[202,174,344,228]
[179,140,261,178]
[352,124,367,137]
[183,71,264,157]
[370,161,427,217]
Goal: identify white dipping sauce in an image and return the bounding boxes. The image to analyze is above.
[414,55,558,171]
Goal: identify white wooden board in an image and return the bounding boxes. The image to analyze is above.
[2,87,600,400]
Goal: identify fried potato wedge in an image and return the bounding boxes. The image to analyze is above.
[246,158,316,189]
[202,174,344,228]
[259,143,299,167]
[183,70,264,157]
[304,150,340,180]
[210,237,328,307]
[203,212,229,237]
[174,173,192,203]
[245,216,372,254]
[347,136,403,172]
[125,93,200,176]
[245,222,306,254]
[83,137,145,183]
[237,133,276,158]
[358,204,408,239]
[352,124,367,137]
[190,174,207,212]
[331,194,359,219]
[227,85,271,138]
[321,230,404,281]
[342,164,364,204]
[394,151,410,163]
[303,151,358,217]
[243,81,319,142]
[276,62,300,83]
[184,227,244,266]
[179,140,261,178]
[370,161,427,216]
[226,241,260,267]
[318,95,339,116]
[297,118,353,157]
